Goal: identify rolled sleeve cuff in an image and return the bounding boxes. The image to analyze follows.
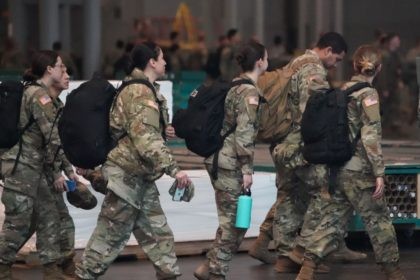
[53,171,62,181]
[241,163,254,175]
[167,165,180,178]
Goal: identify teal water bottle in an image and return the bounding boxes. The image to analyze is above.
[235,189,252,229]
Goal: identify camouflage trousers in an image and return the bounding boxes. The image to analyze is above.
[266,139,352,257]
[304,170,399,264]
[0,162,62,265]
[53,192,75,262]
[75,177,180,279]
[15,192,75,262]
[205,165,247,277]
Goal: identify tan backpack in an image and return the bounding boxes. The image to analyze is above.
[257,57,321,143]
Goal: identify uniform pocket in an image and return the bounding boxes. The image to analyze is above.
[1,160,15,178]
[142,107,160,129]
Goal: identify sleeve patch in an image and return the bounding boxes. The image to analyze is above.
[363,96,378,107]
[39,95,52,105]
[247,96,259,105]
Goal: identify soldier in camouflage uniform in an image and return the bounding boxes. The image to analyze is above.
[14,70,81,277]
[75,42,191,280]
[0,50,69,279]
[194,42,268,280]
[296,45,406,280]
[249,33,362,274]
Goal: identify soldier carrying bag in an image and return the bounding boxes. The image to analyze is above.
[257,57,320,143]
[0,81,26,149]
[172,79,253,158]
[301,82,371,192]
[58,74,159,169]
[301,82,371,165]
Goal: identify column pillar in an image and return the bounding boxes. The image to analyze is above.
[39,0,60,49]
[60,3,71,51]
[83,0,101,79]
[298,0,307,50]
[255,0,265,43]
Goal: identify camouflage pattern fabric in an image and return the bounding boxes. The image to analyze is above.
[265,50,335,256]
[0,162,61,265]
[55,191,76,261]
[344,76,385,180]
[0,83,67,265]
[203,75,261,277]
[2,83,69,184]
[304,75,399,264]
[66,181,98,210]
[204,166,247,277]
[204,75,261,174]
[107,68,179,184]
[76,68,182,279]
[84,168,108,195]
[75,162,180,280]
[304,170,399,264]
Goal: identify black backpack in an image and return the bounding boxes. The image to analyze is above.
[172,79,253,158]
[0,81,25,149]
[301,82,371,165]
[58,76,157,169]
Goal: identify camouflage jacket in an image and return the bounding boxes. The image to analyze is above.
[107,68,179,180]
[2,83,72,182]
[342,75,385,183]
[205,75,262,175]
[281,50,329,152]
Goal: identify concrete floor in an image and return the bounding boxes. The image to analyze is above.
[10,232,420,280]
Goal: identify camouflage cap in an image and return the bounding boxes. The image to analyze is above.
[66,181,98,210]
[84,169,108,195]
[168,180,195,202]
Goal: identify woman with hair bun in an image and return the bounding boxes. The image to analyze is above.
[75,42,191,280]
[296,45,406,280]
[0,50,70,279]
[194,41,268,280]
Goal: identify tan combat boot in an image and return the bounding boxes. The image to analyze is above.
[328,242,367,263]
[274,256,300,273]
[296,258,316,280]
[43,262,66,280]
[60,255,76,278]
[288,246,329,274]
[193,260,209,280]
[248,231,276,264]
[288,245,305,265]
[382,263,406,280]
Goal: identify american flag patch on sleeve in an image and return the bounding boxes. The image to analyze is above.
[39,95,52,105]
[363,96,378,107]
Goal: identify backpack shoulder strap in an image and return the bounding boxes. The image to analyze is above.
[230,79,254,88]
[120,78,157,96]
[115,78,166,139]
[210,79,256,180]
[344,82,371,96]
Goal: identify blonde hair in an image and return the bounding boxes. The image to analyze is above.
[353,45,382,77]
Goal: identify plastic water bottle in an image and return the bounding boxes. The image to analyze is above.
[235,189,252,229]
